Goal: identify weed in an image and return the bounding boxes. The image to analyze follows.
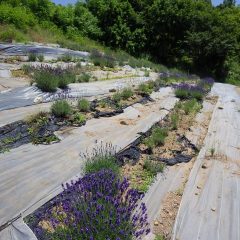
[28,53,37,62]
[51,100,72,118]
[144,70,150,77]
[155,235,166,240]
[58,54,72,62]
[77,99,90,112]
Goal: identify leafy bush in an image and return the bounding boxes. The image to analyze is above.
[34,71,59,92]
[144,127,168,151]
[28,53,37,62]
[83,144,119,175]
[51,100,72,118]
[77,98,90,112]
[121,88,134,100]
[0,25,27,42]
[91,49,116,68]
[32,169,150,240]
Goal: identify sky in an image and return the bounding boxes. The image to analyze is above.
[52,0,240,6]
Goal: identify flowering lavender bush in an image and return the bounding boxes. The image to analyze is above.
[199,77,215,91]
[32,170,150,240]
[174,83,205,100]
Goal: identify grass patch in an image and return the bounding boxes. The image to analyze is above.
[171,113,179,130]
[28,53,37,62]
[121,88,134,100]
[51,100,72,118]
[143,127,168,151]
[77,99,90,112]
[138,83,154,95]
[77,72,91,82]
[71,112,86,125]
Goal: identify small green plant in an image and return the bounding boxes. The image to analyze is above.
[78,99,90,112]
[78,72,91,82]
[51,100,72,118]
[175,88,189,99]
[112,92,122,102]
[83,143,119,175]
[182,99,201,115]
[72,112,86,125]
[28,53,37,62]
[155,235,166,240]
[34,71,59,92]
[171,113,179,130]
[99,99,108,108]
[37,55,44,62]
[144,127,168,151]
[210,147,215,156]
[144,70,150,77]
[120,88,134,100]
[58,54,72,62]
[138,83,153,95]
[143,157,165,176]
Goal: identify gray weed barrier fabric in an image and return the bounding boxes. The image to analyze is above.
[143,89,217,232]
[0,76,150,111]
[0,87,178,240]
[172,83,240,240]
[0,43,89,58]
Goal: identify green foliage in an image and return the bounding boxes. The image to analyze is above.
[58,54,72,62]
[78,72,91,82]
[121,88,134,100]
[225,57,240,86]
[0,25,27,42]
[72,112,86,125]
[171,113,179,130]
[34,71,59,92]
[144,127,168,151]
[112,92,122,103]
[77,99,90,112]
[155,235,166,240]
[83,144,119,175]
[28,53,37,62]
[51,100,72,118]
[37,55,44,62]
[143,157,165,176]
[182,99,202,115]
[138,83,154,95]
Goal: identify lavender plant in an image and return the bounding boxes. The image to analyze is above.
[32,170,150,240]
[174,83,205,100]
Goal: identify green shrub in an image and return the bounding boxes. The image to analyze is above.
[143,157,165,176]
[112,92,122,102]
[175,88,189,99]
[72,112,86,125]
[58,73,75,89]
[144,70,150,77]
[38,55,44,62]
[182,99,202,115]
[138,83,153,95]
[171,113,179,130]
[144,127,168,150]
[28,53,37,62]
[0,25,27,42]
[78,72,91,82]
[78,99,90,112]
[51,100,72,118]
[121,88,133,100]
[58,54,72,62]
[34,71,58,92]
[84,144,119,175]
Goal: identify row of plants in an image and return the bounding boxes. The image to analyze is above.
[122,78,214,193]
[27,144,151,240]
